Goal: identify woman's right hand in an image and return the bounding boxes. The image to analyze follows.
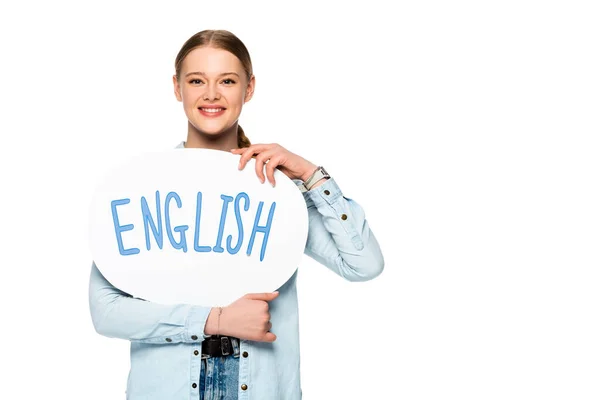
[204,292,279,342]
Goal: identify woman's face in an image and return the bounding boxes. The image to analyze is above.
[173,46,254,136]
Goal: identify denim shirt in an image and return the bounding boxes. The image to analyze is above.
[88,143,385,400]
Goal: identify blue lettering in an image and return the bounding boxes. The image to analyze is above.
[193,192,211,252]
[109,191,277,258]
[165,191,188,252]
[141,191,163,251]
[213,195,233,253]
[110,198,140,256]
[247,201,276,262]
[227,192,249,254]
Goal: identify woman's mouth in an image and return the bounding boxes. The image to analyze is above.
[198,107,226,117]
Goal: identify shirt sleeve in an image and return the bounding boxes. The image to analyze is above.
[299,177,385,281]
[88,262,212,344]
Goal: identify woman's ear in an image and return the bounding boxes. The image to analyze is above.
[173,75,182,102]
[244,75,256,103]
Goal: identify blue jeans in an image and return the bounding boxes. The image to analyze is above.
[200,338,240,400]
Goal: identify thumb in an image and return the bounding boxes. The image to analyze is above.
[263,331,277,342]
[244,291,279,301]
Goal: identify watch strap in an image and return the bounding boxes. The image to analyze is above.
[299,166,330,192]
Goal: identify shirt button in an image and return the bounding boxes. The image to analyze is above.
[191,335,198,340]
[194,350,199,356]
[341,214,348,220]
[165,338,172,342]
[192,383,197,389]
[241,384,248,390]
[242,351,248,358]
[324,190,330,195]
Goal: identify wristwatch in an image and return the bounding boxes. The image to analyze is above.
[298,166,330,192]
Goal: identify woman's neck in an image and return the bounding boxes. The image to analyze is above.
[184,122,239,151]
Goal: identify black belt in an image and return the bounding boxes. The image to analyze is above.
[201,335,239,357]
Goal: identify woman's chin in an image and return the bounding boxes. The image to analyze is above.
[192,124,231,137]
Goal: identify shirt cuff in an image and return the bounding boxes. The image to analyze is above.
[300,177,365,250]
[185,305,212,343]
[302,177,343,207]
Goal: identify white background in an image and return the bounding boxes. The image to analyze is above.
[1,1,599,399]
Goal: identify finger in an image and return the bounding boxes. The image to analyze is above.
[238,146,256,170]
[265,155,284,187]
[254,149,278,184]
[244,291,279,301]
[238,144,270,170]
[268,291,280,301]
[263,332,277,342]
[254,154,267,184]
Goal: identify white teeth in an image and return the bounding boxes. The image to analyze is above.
[201,108,223,113]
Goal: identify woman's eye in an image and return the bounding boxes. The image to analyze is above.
[222,79,235,85]
[189,79,203,84]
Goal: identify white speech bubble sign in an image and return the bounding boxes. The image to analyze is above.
[89,148,309,307]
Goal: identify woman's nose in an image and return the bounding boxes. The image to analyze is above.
[203,83,221,101]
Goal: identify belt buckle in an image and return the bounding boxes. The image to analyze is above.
[220,336,231,356]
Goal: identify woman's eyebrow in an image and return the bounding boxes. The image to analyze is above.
[185,71,240,78]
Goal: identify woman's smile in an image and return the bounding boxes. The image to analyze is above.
[198,107,226,117]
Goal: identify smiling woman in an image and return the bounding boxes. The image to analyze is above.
[173,32,255,150]
[88,29,385,400]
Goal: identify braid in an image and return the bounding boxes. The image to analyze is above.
[237,125,251,148]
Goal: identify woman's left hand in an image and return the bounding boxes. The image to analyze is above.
[231,143,317,187]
